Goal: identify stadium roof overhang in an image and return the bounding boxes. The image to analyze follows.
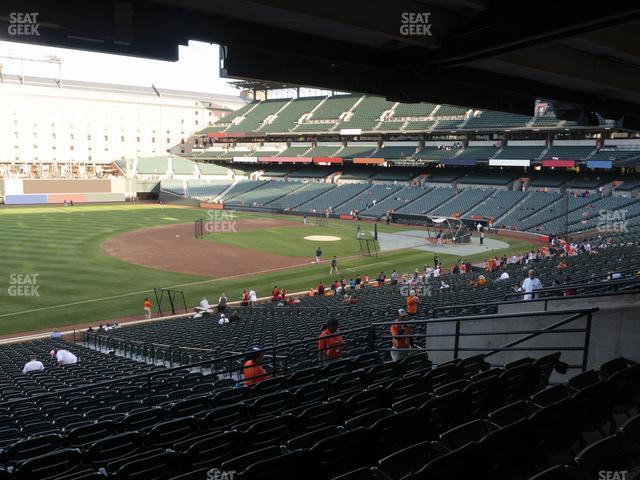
[3,0,640,127]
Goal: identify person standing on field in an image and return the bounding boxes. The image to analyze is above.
[330,256,339,275]
[315,246,322,264]
[143,298,152,319]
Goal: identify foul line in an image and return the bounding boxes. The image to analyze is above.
[0,258,393,319]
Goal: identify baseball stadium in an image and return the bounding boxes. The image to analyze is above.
[0,1,640,479]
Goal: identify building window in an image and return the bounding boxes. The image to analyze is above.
[70,134,74,140]
[121,136,125,142]
[33,144,38,149]
[195,120,198,125]
[70,146,75,150]
[151,137,156,143]
[136,137,140,142]
[87,134,92,140]
[181,138,185,144]
[88,155,92,161]
[104,135,109,141]
[166,138,171,144]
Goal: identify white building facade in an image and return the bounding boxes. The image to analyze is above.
[0,75,244,175]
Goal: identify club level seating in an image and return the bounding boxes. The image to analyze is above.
[171,157,198,175]
[373,170,415,182]
[339,169,379,181]
[374,146,419,159]
[616,177,640,191]
[528,172,574,188]
[464,190,527,220]
[404,120,437,130]
[587,148,640,162]
[261,168,295,178]
[336,146,377,159]
[288,169,333,179]
[458,171,516,186]
[414,147,462,160]
[430,189,493,217]
[295,123,336,133]
[454,146,499,160]
[375,121,406,131]
[492,145,545,160]
[334,185,402,215]
[360,186,432,218]
[423,170,463,183]
[541,146,596,160]
[277,146,312,157]
[396,187,456,215]
[305,146,342,157]
[294,183,370,214]
[568,174,612,189]
[433,119,464,130]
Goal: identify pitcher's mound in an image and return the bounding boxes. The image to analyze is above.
[304,235,341,242]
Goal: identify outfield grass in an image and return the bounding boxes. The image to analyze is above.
[0,204,537,336]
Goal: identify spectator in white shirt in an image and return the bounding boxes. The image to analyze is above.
[498,271,510,281]
[249,290,257,306]
[53,348,78,366]
[521,269,543,300]
[22,356,44,374]
[199,298,211,310]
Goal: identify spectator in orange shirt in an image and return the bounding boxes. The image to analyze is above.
[318,318,344,361]
[143,298,152,319]
[406,290,421,316]
[477,275,488,286]
[243,347,269,386]
[390,309,413,361]
[309,287,315,297]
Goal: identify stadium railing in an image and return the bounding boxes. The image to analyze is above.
[370,307,598,373]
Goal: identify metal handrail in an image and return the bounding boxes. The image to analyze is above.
[1,326,372,409]
[431,280,640,316]
[371,307,598,371]
[503,277,640,299]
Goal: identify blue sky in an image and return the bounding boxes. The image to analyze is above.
[0,40,239,95]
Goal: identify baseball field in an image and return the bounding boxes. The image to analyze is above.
[0,204,537,336]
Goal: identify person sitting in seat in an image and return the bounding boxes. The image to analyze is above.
[196,297,213,315]
[22,355,44,374]
[318,318,344,362]
[51,348,78,366]
[243,347,269,386]
[50,328,62,339]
